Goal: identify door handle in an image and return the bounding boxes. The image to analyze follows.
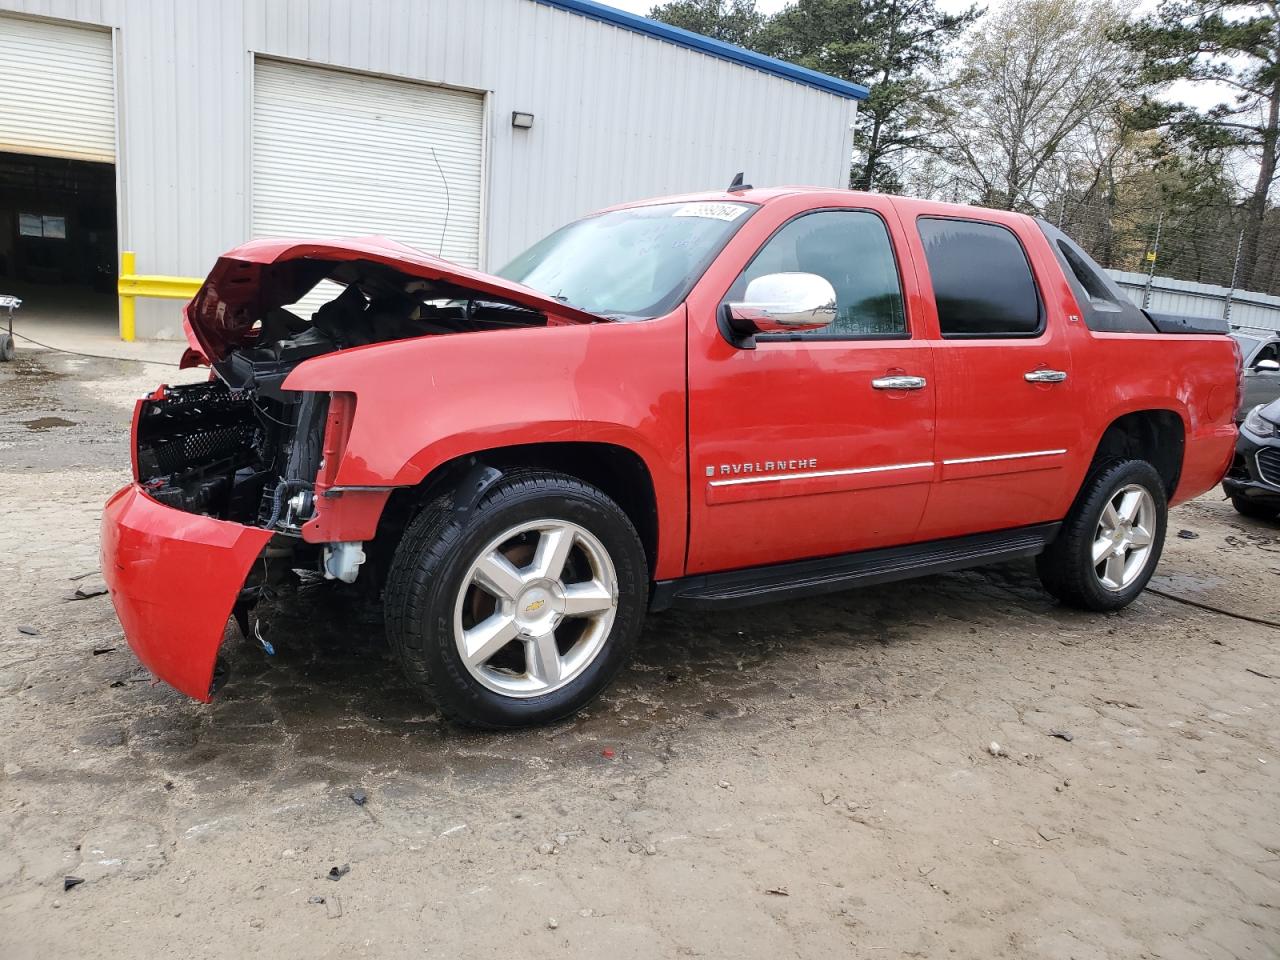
[871,375,927,391]
[1024,369,1068,383]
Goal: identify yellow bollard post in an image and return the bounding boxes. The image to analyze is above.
[119,250,136,342]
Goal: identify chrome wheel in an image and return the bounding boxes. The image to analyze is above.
[1092,484,1156,591]
[452,519,619,698]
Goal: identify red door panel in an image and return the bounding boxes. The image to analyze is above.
[918,336,1078,539]
[890,200,1090,541]
[687,340,935,573]
[684,194,936,575]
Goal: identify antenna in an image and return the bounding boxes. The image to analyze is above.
[430,146,451,258]
[727,172,752,192]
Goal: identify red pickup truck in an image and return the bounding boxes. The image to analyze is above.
[101,187,1239,727]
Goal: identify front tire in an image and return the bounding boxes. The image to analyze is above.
[1230,494,1279,522]
[384,471,647,728]
[1036,459,1167,611]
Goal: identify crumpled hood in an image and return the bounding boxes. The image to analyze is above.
[183,235,604,361]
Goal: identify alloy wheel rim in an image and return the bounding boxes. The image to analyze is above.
[1092,484,1157,591]
[452,519,619,698]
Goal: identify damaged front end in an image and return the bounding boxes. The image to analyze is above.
[102,237,601,701]
[135,381,335,549]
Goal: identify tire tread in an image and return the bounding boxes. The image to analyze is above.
[1036,459,1167,611]
[383,470,646,728]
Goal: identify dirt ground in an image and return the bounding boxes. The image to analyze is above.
[1,344,1277,960]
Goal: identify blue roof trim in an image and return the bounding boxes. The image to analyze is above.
[532,0,870,101]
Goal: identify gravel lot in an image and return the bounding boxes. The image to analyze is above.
[1,345,1278,960]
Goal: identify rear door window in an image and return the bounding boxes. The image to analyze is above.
[917,218,1042,337]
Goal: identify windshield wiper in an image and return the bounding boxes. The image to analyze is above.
[547,291,630,322]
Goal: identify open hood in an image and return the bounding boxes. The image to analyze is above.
[184,236,605,361]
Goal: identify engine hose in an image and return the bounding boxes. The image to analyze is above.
[266,480,289,529]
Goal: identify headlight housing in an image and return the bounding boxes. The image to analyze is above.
[1242,404,1278,439]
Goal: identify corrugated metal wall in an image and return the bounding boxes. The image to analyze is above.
[0,0,858,339]
[1108,269,1280,333]
[250,59,486,266]
[0,15,116,162]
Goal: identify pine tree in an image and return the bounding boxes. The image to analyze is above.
[1120,0,1280,289]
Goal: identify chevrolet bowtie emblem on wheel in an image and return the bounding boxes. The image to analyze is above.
[525,598,546,614]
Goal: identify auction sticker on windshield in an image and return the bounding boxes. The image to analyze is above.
[672,203,750,221]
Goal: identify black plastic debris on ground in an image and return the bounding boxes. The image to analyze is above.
[64,876,85,891]
[349,788,367,807]
[327,863,350,881]
[1177,529,1199,540]
[65,584,108,601]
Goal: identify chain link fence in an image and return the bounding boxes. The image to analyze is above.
[1046,196,1280,330]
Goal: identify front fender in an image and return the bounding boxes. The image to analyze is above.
[283,317,689,577]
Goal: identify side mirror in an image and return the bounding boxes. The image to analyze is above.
[1256,359,1280,373]
[725,273,837,343]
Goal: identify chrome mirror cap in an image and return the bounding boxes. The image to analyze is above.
[727,272,838,336]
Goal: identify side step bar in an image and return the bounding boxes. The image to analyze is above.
[650,522,1061,612]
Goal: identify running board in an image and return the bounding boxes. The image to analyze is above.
[650,523,1061,612]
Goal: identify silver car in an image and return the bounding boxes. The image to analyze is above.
[1232,330,1280,419]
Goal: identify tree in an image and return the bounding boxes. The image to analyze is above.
[760,0,979,191]
[1063,134,1240,278]
[646,0,765,47]
[649,0,976,192]
[931,0,1135,212]
[1119,0,1280,290]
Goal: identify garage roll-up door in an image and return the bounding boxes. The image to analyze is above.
[0,16,115,162]
[252,59,485,268]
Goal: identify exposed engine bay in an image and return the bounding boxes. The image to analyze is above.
[135,258,551,531]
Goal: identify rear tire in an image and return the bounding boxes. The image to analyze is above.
[1230,494,1278,522]
[0,334,14,362]
[1037,459,1167,611]
[384,470,647,728]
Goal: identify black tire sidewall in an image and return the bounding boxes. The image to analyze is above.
[394,474,647,728]
[1230,494,1279,522]
[1061,460,1168,610]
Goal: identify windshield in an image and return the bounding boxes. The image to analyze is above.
[497,201,756,319]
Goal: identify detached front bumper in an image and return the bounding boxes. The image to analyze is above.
[100,483,274,701]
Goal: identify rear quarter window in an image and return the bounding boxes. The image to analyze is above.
[1035,219,1155,333]
[917,218,1042,337]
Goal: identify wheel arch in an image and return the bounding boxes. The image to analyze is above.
[1086,409,1186,499]
[376,441,662,581]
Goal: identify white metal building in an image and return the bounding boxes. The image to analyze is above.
[0,0,866,340]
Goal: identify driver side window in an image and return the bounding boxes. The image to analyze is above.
[727,210,907,339]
